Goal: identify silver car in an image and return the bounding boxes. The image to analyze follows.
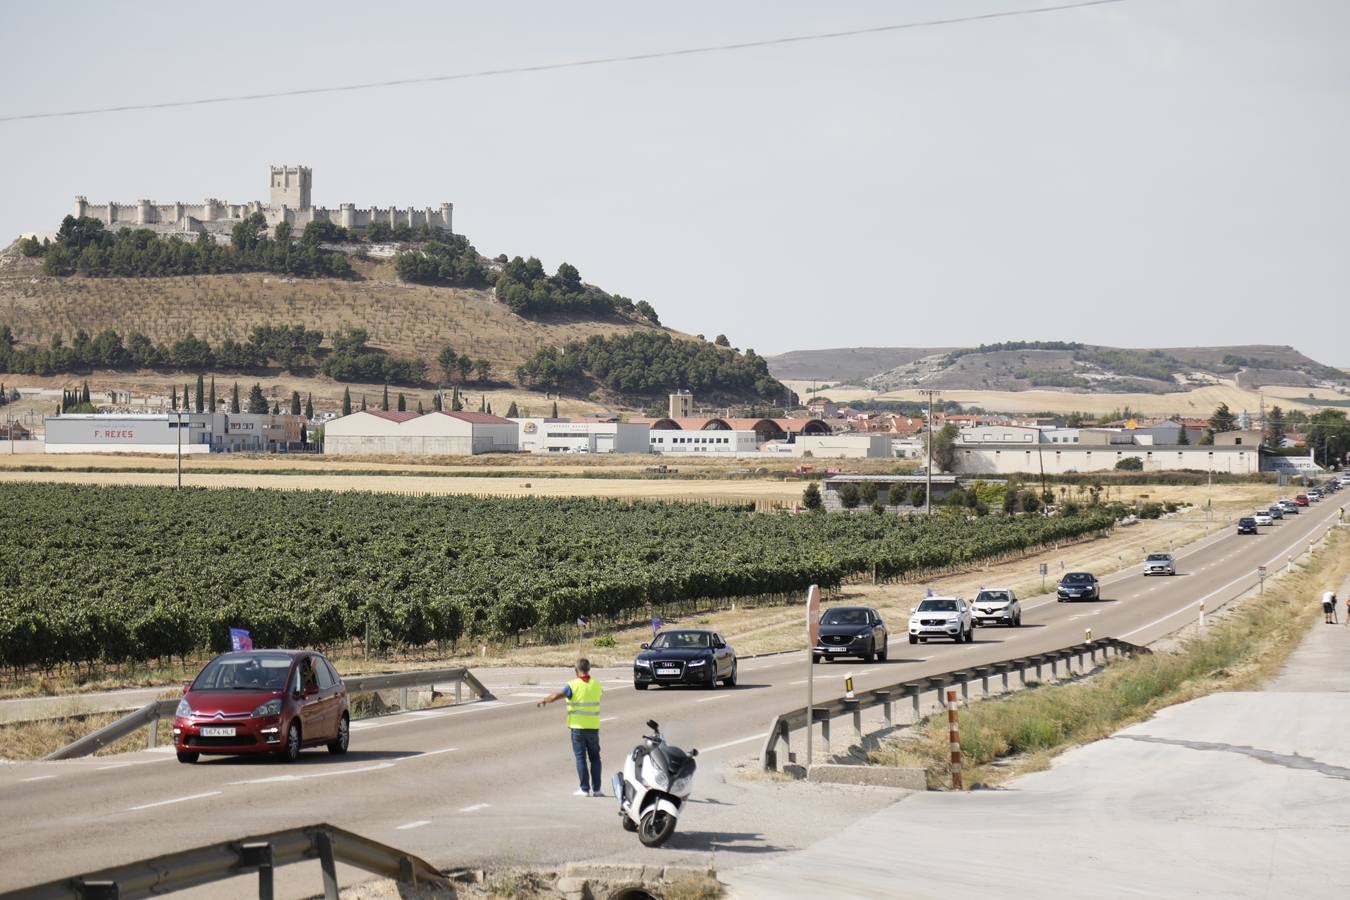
[1143,553,1176,576]
[971,588,1021,627]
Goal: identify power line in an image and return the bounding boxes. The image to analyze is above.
[0,0,1127,124]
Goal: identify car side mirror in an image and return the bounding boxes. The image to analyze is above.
[714,640,725,649]
[910,607,917,614]
[640,643,649,650]
[181,681,192,694]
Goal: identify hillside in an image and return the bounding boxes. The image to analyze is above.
[760,347,955,384]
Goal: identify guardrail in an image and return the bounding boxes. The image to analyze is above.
[4,822,449,900]
[760,638,1148,771]
[45,666,495,761]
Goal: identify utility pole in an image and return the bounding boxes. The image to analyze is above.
[176,408,183,490]
[920,390,940,516]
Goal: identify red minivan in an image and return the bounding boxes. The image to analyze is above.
[173,650,349,764]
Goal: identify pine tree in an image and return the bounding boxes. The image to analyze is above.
[506,401,519,417]
[342,386,352,416]
[247,383,268,414]
[802,482,823,511]
[230,382,241,413]
[290,390,302,416]
[397,392,406,412]
[381,384,390,411]
[195,374,205,413]
[272,401,280,414]
[304,393,314,419]
[209,377,217,412]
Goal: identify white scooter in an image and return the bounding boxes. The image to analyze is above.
[612,719,698,847]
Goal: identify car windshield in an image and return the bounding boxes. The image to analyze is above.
[976,591,1010,604]
[821,609,870,626]
[650,631,711,649]
[1240,518,1256,524]
[1147,554,1171,561]
[917,599,959,612]
[192,652,292,691]
[1063,573,1093,583]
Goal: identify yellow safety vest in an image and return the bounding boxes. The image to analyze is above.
[565,677,603,730]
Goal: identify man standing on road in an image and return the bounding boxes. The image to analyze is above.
[537,658,605,797]
[1323,590,1337,625]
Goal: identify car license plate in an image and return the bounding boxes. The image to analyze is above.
[656,669,679,677]
[201,726,235,737]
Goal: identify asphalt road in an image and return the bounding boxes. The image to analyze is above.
[1,496,1344,896]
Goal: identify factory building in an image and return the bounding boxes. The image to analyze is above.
[515,419,650,454]
[323,410,518,455]
[42,412,306,454]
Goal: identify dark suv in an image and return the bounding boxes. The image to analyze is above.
[813,606,888,663]
[1056,571,1100,602]
[1237,517,1258,535]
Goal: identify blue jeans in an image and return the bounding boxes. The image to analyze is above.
[571,728,601,792]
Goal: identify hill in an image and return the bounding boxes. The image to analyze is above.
[759,347,955,384]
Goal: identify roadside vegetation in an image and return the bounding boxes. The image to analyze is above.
[871,529,1349,787]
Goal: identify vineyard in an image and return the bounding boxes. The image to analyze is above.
[0,484,1116,671]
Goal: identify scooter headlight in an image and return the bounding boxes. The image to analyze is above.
[670,775,692,795]
[651,767,669,790]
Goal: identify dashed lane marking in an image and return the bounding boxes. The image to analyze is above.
[396,820,430,830]
[20,775,57,782]
[458,803,491,813]
[703,733,770,753]
[227,762,396,785]
[600,716,617,723]
[695,695,729,703]
[127,790,221,812]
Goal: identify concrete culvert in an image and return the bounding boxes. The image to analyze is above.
[606,887,660,900]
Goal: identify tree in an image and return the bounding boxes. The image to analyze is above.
[438,345,458,384]
[1209,403,1236,434]
[342,386,352,416]
[1115,456,1144,471]
[247,383,268,414]
[272,401,281,415]
[551,400,558,418]
[360,394,367,412]
[1265,405,1286,450]
[451,388,463,412]
[505,400,519,418]
[184,383,191,411]
[195,374,205,414]
[381,384,390,412]
[457,354,473,384]
[839,483,861,510]
[1176,422,1190,445]
[889,483,908,507]
[432,391,443,412]
[170,386,178,410]
[802,481,823,511]
[230,382,241,413]
[634,300,660,324]
[304,393,314,419]
[859,482,879,505]
[397,392,407,412]
[417,400,425,414]
[714,334,730,347]
[909,485,926,508]
[926,423,960,473]
[290,390,302,416]
[209,377,217,412]
[474,358,492,384]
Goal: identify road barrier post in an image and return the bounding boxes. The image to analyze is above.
[1198,599,1206,630]
[1085,628,1092,643]
[1258,565,1266,594]
[147,715,159,750]
[875,689,894,728]
[947,689,963,790]
[844,673,855,700]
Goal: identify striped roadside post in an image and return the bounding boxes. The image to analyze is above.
[947,689,962,790]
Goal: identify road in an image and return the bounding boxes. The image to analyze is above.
[0,495,1344,896]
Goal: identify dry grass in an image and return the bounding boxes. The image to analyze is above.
[872,529,1350,788]
[0,703,176,761]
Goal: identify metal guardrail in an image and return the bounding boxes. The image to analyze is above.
[3,822,449,900]
[45,666,495,761]
[760,637,1149,770]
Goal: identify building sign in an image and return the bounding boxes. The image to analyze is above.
[93,430,137,439]
[523,422,538,434]
[229,422,256,431]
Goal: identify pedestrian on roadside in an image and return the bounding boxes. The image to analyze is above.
[537,658,605,797]
[1323,590,1337,625]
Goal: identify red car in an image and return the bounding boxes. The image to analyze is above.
[173,650,349,764]
[1294,494,1309,507]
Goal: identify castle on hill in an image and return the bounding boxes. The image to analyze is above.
[72,166,453,237]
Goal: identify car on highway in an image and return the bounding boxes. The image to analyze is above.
[1237,516,1259,535]
[1340,472,1350,486]
[1252,511,1273,526]
[1307,489,1322,502]
[971,588,1022,627]
[813,605,888,663]
[1278,499,1299,515]
[908,596,973,643]
[634,629,737,690]
[1294,494,1309,507]
[1267,504,1284,520]
[1142,553,1176,576]
[1056,571,1101,602]
[173,650,349,764]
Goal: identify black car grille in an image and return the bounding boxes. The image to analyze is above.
[186,735,257,747]
[822,635,851,645]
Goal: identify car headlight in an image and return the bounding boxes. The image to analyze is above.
[175,699,192,718]
[634,659,651,668]
[687,658,707,667]
[670,775,693,795]
[252,698,282,718]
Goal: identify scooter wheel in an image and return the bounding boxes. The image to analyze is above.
[638,809,677,848]
[621,816,638,832]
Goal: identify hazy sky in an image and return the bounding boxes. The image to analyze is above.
[3,1,1347,364]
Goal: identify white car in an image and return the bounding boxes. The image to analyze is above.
[908,596,973,644]
[971,588,1021,627]
[1143,552,1176,576]
[1252,511,1273,526]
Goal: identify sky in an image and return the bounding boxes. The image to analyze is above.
[2,0,1347,365]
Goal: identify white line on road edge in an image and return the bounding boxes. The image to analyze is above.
[127,791,221,811]
[97,763,133,771]
[20,775,57,782]
[702,733,770,753]
[600,716,617,723]
[227,762,396,785]
[458,803,491,813]
[695,695,729,703]
[408,746,459,761]
[509,692,551,699]
[396,820,431,830]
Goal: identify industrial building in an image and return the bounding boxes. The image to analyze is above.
[323,410,518,455]
[43,412,306,454]
[821,475,961,510]
[948,426,1265,475]
[516,418,650,454]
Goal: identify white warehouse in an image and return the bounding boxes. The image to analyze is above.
[323,410,518,455]
[515,419,650,454]
[649,429,760,454]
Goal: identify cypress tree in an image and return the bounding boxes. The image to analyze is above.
[381,384,390,411]
[487,402,492,415]
[209,377,216,412]
[171,386,178,410]
[360,394,367,411]
[506,401,519,417]
[342,386,352,416]
[479,395,485,412]
[81,381,91,405]
[272,401,280,414]
[304,393,314,419]
[433,392,442,412]
[551,400,558,418]
[417,400,425,415]
[290,390,302,415]
[397,392,406,412]
[230,382,241,413]
[195,374,205,413]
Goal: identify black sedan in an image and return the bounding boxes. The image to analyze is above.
[813,606,888,663]
[634,630,737,690]
[1056,571,1101,602]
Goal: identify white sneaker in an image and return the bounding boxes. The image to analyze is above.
[573,788,590,797]
[591,789,604,798]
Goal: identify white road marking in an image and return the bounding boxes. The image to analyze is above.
[396,820,431,831]
[227,762,396,785]
[408,746,459,761]
[600,716,617,723]
[695,695,729,703]
[509,692,551,699]
[702,732,770,752]
[789,679,809,685]
[458,803,491,813]
[97,763,133,771]
[21,775,57,783]
[128,790,221,811]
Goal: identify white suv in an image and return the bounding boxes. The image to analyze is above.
[972,588,1021,627]
[908,596,973,644]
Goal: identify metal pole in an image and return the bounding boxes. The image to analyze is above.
[176,409,183,489]
[947,689,962,790]
[922,390,938,516]
[805,606,813,769]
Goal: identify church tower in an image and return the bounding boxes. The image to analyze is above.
[269,165,312,210]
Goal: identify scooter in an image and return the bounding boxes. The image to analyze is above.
[612,719,698,847]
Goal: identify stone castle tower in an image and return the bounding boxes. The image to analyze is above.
[269,165,312,210]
